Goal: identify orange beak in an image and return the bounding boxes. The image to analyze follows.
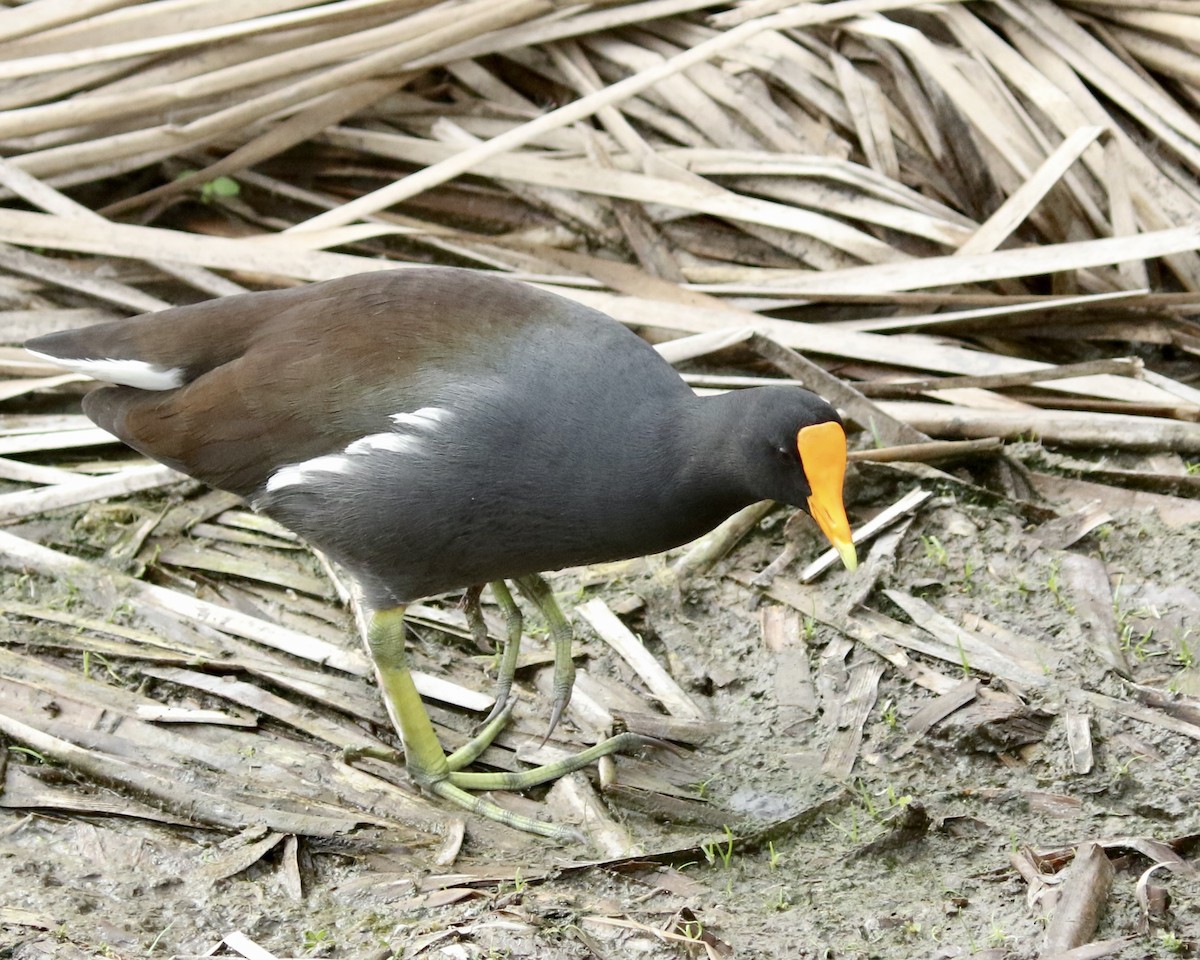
[797,422,857,571]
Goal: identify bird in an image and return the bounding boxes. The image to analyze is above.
[26,266,857,839]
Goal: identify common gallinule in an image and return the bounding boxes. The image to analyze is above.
[26,267,857,839]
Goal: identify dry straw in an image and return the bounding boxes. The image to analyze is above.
[1,0,1199,856]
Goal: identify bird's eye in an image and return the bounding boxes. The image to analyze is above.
[773,444,792,460]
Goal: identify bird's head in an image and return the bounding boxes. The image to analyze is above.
[739,388,857,571]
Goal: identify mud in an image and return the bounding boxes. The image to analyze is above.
[1,457,1198,959]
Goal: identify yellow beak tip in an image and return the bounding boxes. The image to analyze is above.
[837,542,859,572]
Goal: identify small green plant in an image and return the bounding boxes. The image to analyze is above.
[960,919,979,953]
[955,635,972,678]
[50,580,81,612]
[701,825,735,869]
[1159,929,1185,953]
[1045,558,1075,613]
[1114,753,1146,779]
[826,807,861,843]
[852,779,878,819]
[868,418,885,449]
[986,920,1009,947]
[10,746,48,763]
[921,535,949,567]
[512,867,526,893]
[961,558,976,594]
[869,781,903,816]
[1046,558,1060,593]
[881,699,899,730]
[175,169,241,202]
[1120,621,1160,662]
[147,920,176,954]
[883,784,912,810]
[705,828,734,868]
[769,886,790,911]
[1185,460,1200,476]
[106,600,137,624]
[303,929,333,952]
[1173,630,1195,669]
[767,840,781,870]
[802,615,817,642]
[82,651,122,682]
[828,782,914,847]
[679,918,705,941]
[1112,576,1153,639]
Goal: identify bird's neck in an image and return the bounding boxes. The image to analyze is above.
[657,391,764,512]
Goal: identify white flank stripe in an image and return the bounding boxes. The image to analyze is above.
[263,406,451,493]
[345,432,421,455]
[265,455,352,491]
[390,407,449,429]
[25,350,184,390]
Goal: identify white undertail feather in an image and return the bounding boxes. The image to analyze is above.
[25,350,184,390]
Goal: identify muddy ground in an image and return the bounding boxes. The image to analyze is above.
[1,448,1198,959]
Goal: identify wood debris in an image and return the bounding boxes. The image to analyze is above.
[0,0,1199,955]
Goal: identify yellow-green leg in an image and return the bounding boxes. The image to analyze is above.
[367,608,449,787]
[464,581,524,729]
[366,606,643,841]
[514,574,575,740]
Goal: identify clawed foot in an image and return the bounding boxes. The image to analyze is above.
[365,606,647,840]
[466,576,577,743]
